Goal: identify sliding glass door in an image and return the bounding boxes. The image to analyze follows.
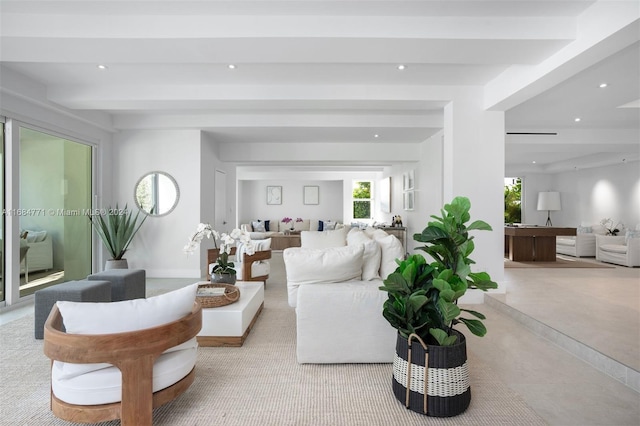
[18,127,92,297]
[1,121,4,303]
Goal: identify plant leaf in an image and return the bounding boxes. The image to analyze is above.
[467,220,492,231]
[459,318,487,337]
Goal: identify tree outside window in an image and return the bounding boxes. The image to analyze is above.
[353,181,372,219]
[504,177,522,224]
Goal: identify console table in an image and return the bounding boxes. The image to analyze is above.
[504,226,576,261]
[271,234,301,250]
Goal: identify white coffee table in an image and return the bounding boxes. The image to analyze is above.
[196,281,264,347]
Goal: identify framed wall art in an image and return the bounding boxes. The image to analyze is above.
[303,185,319,205]
[267,186,282,205]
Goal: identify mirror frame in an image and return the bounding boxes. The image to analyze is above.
[134,171,180,217]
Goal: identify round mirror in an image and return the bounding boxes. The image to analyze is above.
[134,171,180,217]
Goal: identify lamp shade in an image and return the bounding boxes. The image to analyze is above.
[537,191,561,211]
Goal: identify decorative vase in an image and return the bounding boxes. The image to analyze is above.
[105,259,128,270]
[211,272,237,285]
[392,330,470,417]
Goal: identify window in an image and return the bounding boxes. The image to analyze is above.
[353,181,372,219]
[504,177,522,224]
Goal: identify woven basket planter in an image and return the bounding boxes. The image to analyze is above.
[392,330,470,417]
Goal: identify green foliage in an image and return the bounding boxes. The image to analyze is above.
[504,178,522,224]
[380,196,498,346]
[88,204,148,260]
[353,181,372,218]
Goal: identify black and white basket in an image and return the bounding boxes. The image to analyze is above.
[392,330,471,417]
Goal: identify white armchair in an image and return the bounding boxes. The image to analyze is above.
[596,232,640,267]
[557,233,596,257]
[207,239,272,284]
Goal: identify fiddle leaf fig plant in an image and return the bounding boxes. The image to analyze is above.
[380,196,498,346]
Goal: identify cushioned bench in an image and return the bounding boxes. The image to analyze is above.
[34,280,111,339]
[87,269,146,301]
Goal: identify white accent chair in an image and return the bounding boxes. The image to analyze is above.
[557,234,597,257]
[43,284,202,426]
[596,230,640,267]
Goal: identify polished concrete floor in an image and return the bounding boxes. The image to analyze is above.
[469,257,640,425]
[2,253,639,425]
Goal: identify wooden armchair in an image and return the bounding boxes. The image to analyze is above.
[207,247,272,283]
[43,302,202,426]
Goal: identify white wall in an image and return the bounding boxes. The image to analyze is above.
[114,129,203,277]
[239,179,343,225]
[522,161,640,229]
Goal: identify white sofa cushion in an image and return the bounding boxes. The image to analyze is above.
[363,230,404,278]
[557,237,576,247]
[296,281,396,363]
[52,339,198,405]
[301,229,348,248]
[284,245,364,307]
[600,244,627,254]
[347,228,381,281]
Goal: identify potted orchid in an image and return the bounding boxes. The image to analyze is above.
[184,223,254,284]
[600,218,624,236]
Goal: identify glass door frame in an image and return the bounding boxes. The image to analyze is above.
[1,118,96,307]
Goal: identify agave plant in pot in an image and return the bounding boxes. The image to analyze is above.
[379,196,498,417]
[88,204,148,270]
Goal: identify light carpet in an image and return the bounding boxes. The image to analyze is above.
[0,254,545,425]
[504,256,614,268]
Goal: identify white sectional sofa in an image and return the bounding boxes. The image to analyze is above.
[241,218,342,239]
[284,227,404,364]
[556,224,608,258]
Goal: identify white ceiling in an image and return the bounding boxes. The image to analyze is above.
[1,0,638,173]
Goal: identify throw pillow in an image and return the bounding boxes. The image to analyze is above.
[284,245,365,306]
[369,233,404,278]
[323,220,336,230]
[577,225,592,234]
[318,220,324,231]
[264,220,271,232]
[625,229,640,244]
[56,283,198,378]
[301,229,347,248]
[347,229,381,280]
[252,220,266,232]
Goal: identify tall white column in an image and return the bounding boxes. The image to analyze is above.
[443,89,505,298]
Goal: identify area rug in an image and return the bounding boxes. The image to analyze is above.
[0,255,546,425]
[505,256,614,269]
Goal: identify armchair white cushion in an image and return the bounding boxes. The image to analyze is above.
[557,231,596,257]
[596,233,640,267]
[49,284,199,405]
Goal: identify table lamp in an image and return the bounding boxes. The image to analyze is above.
[537,191,561,226]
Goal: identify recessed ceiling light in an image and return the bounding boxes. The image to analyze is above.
[397,64,406,70]
[228,64,236,69]
[599,83,608,88]
[374,134,379,138]
[574,118,581,122]
[532,160,536,164]
[97,64,108,70]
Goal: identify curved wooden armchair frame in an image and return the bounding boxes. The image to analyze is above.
[208,248,272,283]
[43,302,202,426]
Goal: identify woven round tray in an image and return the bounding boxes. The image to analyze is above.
[196,283,241,308]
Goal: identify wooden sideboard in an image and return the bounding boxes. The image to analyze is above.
[271,234,301,250]
[504,226,576,262]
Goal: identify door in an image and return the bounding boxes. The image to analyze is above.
[214,170,227,232]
